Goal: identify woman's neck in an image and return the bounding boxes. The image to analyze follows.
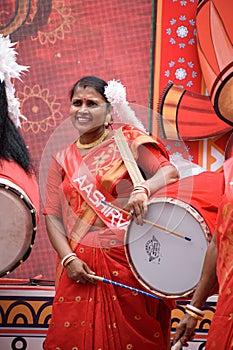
[79,126,106,145]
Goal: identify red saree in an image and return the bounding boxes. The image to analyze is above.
[154,171,224,240]
[205,194,233,349]
[44,126,174,350]
[205,158,233,349]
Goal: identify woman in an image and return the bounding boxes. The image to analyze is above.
[0,79,39,220]
[43,76,179,350]
[172,157,233,350]
[0,35,39,277]
[0,80,34,176]
[0,35,38,203]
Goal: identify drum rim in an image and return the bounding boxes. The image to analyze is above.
[124,197,210,299]
[0,179,37,277]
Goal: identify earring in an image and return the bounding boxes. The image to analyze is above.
[104,115,111,128]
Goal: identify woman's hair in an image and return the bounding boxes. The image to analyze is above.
[70,76,109,103]
[0,81,33,174]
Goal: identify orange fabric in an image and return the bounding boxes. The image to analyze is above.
[44,126,174,350]
[205,194,233,349]
[205,159,233,349]
[223,157,233,206]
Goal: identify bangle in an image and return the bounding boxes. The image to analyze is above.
[131,189,148,195]
[185,309,203,321]
[186,304,205,317]
[61,252,76,267]
[133,184,151,197]
[133,184,150,197]
[63,255,78,267]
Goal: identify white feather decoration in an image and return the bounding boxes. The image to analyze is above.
[0,34,29,127]
[104,79,146,132]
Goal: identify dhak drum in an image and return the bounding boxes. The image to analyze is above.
[196,0,233,125]
[125,197,209,298]
[0,178,37,277]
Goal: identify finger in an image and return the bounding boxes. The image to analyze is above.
[182,330,195,345]
[129,209,135,217]
[133,203,141,216]
[136,205,145,225]
[173,326,185,344]
[82,265,96,284]
[134,213,143,226]
[84,265,96,275]
[142,200,148,218]
[171,339,182,350]
[77,274,88,284]
[87,276,97,284]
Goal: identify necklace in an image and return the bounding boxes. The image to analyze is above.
[76,128,110,149]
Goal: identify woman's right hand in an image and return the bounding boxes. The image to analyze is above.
[172,313,197,347]
[65,257,96,284]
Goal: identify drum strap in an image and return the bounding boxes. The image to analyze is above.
[114,128,144,186]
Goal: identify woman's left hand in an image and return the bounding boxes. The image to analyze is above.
[125,191,148,225]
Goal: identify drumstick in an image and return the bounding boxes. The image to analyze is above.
[101,200,191,242]
[88,274,163,301]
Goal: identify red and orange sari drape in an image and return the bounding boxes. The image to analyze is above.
[205,158,233,349]
[44,126,174,350]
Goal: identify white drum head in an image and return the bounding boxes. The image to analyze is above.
[125,198,209,298]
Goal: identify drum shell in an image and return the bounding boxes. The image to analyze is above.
[125,172,223,298]
[0,161,39,277]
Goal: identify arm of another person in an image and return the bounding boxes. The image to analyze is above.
[172,231,218,347]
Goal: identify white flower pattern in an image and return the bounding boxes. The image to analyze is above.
[164,4,198,89]
[159,0,200,164]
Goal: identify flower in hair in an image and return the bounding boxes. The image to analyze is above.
[104,79,127,104]
[104,79,146,132]
[0,34,29,127]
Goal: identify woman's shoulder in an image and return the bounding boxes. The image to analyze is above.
[121,124,149,138]
[120,124,169,159]
[52,142,76,163]
[121,124,163,145]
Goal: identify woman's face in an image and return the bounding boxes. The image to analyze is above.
[70,86,110,135]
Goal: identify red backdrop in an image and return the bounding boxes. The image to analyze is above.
[1,0,153,280]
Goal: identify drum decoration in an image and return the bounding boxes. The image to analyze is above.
[125,198,209,298]
[158,84,231,141]
[196,0,233,126]
[0,179,37,277]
